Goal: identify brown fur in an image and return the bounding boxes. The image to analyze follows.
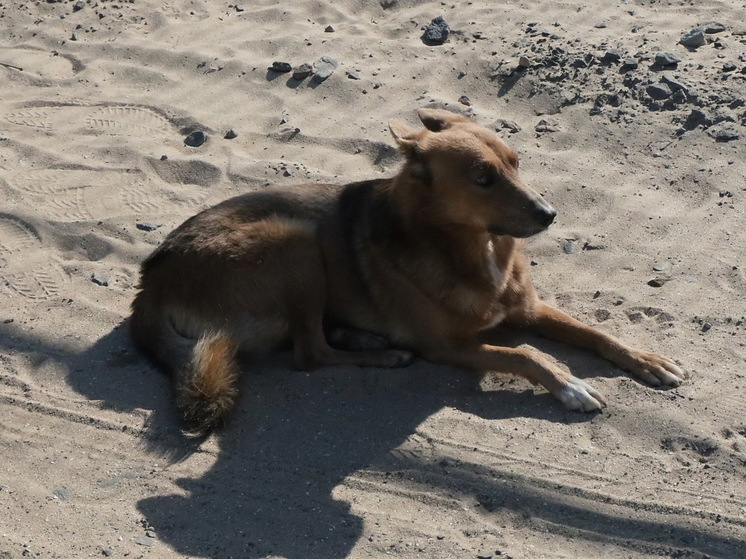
[130,109,685,435]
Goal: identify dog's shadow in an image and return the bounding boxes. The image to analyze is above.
[31,323,738,559]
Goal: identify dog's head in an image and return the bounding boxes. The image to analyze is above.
[389,109,556,238]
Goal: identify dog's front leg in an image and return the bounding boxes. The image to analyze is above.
[526,302,685,387]
[423,343,606,412]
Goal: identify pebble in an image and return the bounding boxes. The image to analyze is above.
[494,119,521,133]
[135,536,154,547]
[601,49,623,64]
[621,57,639,70]
[647,278,670,288]
[346,70,360,80]
[269,61,292,73]
[423,16,450,45]
[312,56,339,82]
[680,28,707,48]
[136,222,161,232]
[722,61,737,72]
[710,125,740,142]
[224,129,238,139]
[518,55,532,68]
[655,52,681,67]
[293,63,313,81]
[660,74,688,93]
[647,83,673,100]
[91,273,109,287]
[703,22,726,34]
[563,240,580,254]
[458,95,471,106]
[324,25,335,33]
[535,118,560,132]
[73,1,85,10]
[184,130,207,147]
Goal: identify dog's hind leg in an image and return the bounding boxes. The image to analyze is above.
[525,302,685,387]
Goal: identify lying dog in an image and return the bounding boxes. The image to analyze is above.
[130,109,685,434]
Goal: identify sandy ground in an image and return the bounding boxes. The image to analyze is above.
[1,1,745,558]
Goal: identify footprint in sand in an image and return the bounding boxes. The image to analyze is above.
[0,215,66,300]
[4,103,174,137]
[3,169,209,222]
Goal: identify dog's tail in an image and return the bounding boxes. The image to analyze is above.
[130,294,239,436]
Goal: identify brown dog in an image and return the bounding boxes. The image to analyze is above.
[130,109,685,434]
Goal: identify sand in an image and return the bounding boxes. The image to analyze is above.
[1,1,745,558]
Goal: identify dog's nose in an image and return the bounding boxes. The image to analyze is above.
[534,205,557,227]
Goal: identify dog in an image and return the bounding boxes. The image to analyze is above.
[130,108,685,434]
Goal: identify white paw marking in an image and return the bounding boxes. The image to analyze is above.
[558,376,606,412]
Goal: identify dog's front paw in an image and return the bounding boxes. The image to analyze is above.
[557,376,606,412]
[623,351,685,387]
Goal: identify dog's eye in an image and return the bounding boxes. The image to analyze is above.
[475,173,494,188]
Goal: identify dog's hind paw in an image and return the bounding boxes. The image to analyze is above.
[557,376,606,412]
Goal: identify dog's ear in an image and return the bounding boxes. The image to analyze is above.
[388,120,420,158]
[417,108,471,132]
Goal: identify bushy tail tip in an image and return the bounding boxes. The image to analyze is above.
[175,333,240,436]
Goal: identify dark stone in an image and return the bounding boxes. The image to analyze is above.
[184,130,207,147]
[458,95,471,106]
[136,222,161,232]
[680,28,707,48]
[91,273,109,287]
[422,16,450,45]
[224,129,238,139]
[292,63,312,81]
[722,61,737,72]
[661,74,688,93]
[647,83,673,100]
[655,52,681,67]
[73,1,85,12]
[324,25,335,33]
[269,61,292,73]
[621,58,639,70]
[647,278,670,287]
[703,22,726,34]
[601,49,623,64]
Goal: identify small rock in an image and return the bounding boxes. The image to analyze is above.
[563,240,580,254]
[722,61,737,72]
[710,125,740,142]
[102,550,113,557]
[703,22,726,34]
[653,262,671,272]
[660,74,688,93]
[269,61,292,73]
[647,278,670,288]
[136,222,161,232]
[701,322,712,332]
[234,5,244,12]
[655,52,681,67]
[160,154,168,161]
[535,118,560,132]
[346,70,360,80]
[312,56,339,82]
[224,129,238,139]
[518,55,532,68]
[422,16,450,45]
[70,33,78,41]
[184,130,207,147]
[135,536,154,547]
[601,49,623,64]
[91,273,109,287]
[293,62,313,80]
[647,83,673,100]
[680,28,707,48]
[621,58,639,70]
[458,95,471,106]
[73,1,85,11]
[494,119,521,133]
[324,25,335,33]
[145,530,156,538]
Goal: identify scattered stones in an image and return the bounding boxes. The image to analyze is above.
[136,222,161,232]
[184,130,207,147]
[91,273,109,287]
[269,61,292,73]
[655,52,681,67]
[293,63,313,81]
[647,83,673,100]
[224,129,238,139]
[422,16,450,46]
[312,56,339,82]
[680,28,707,48]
